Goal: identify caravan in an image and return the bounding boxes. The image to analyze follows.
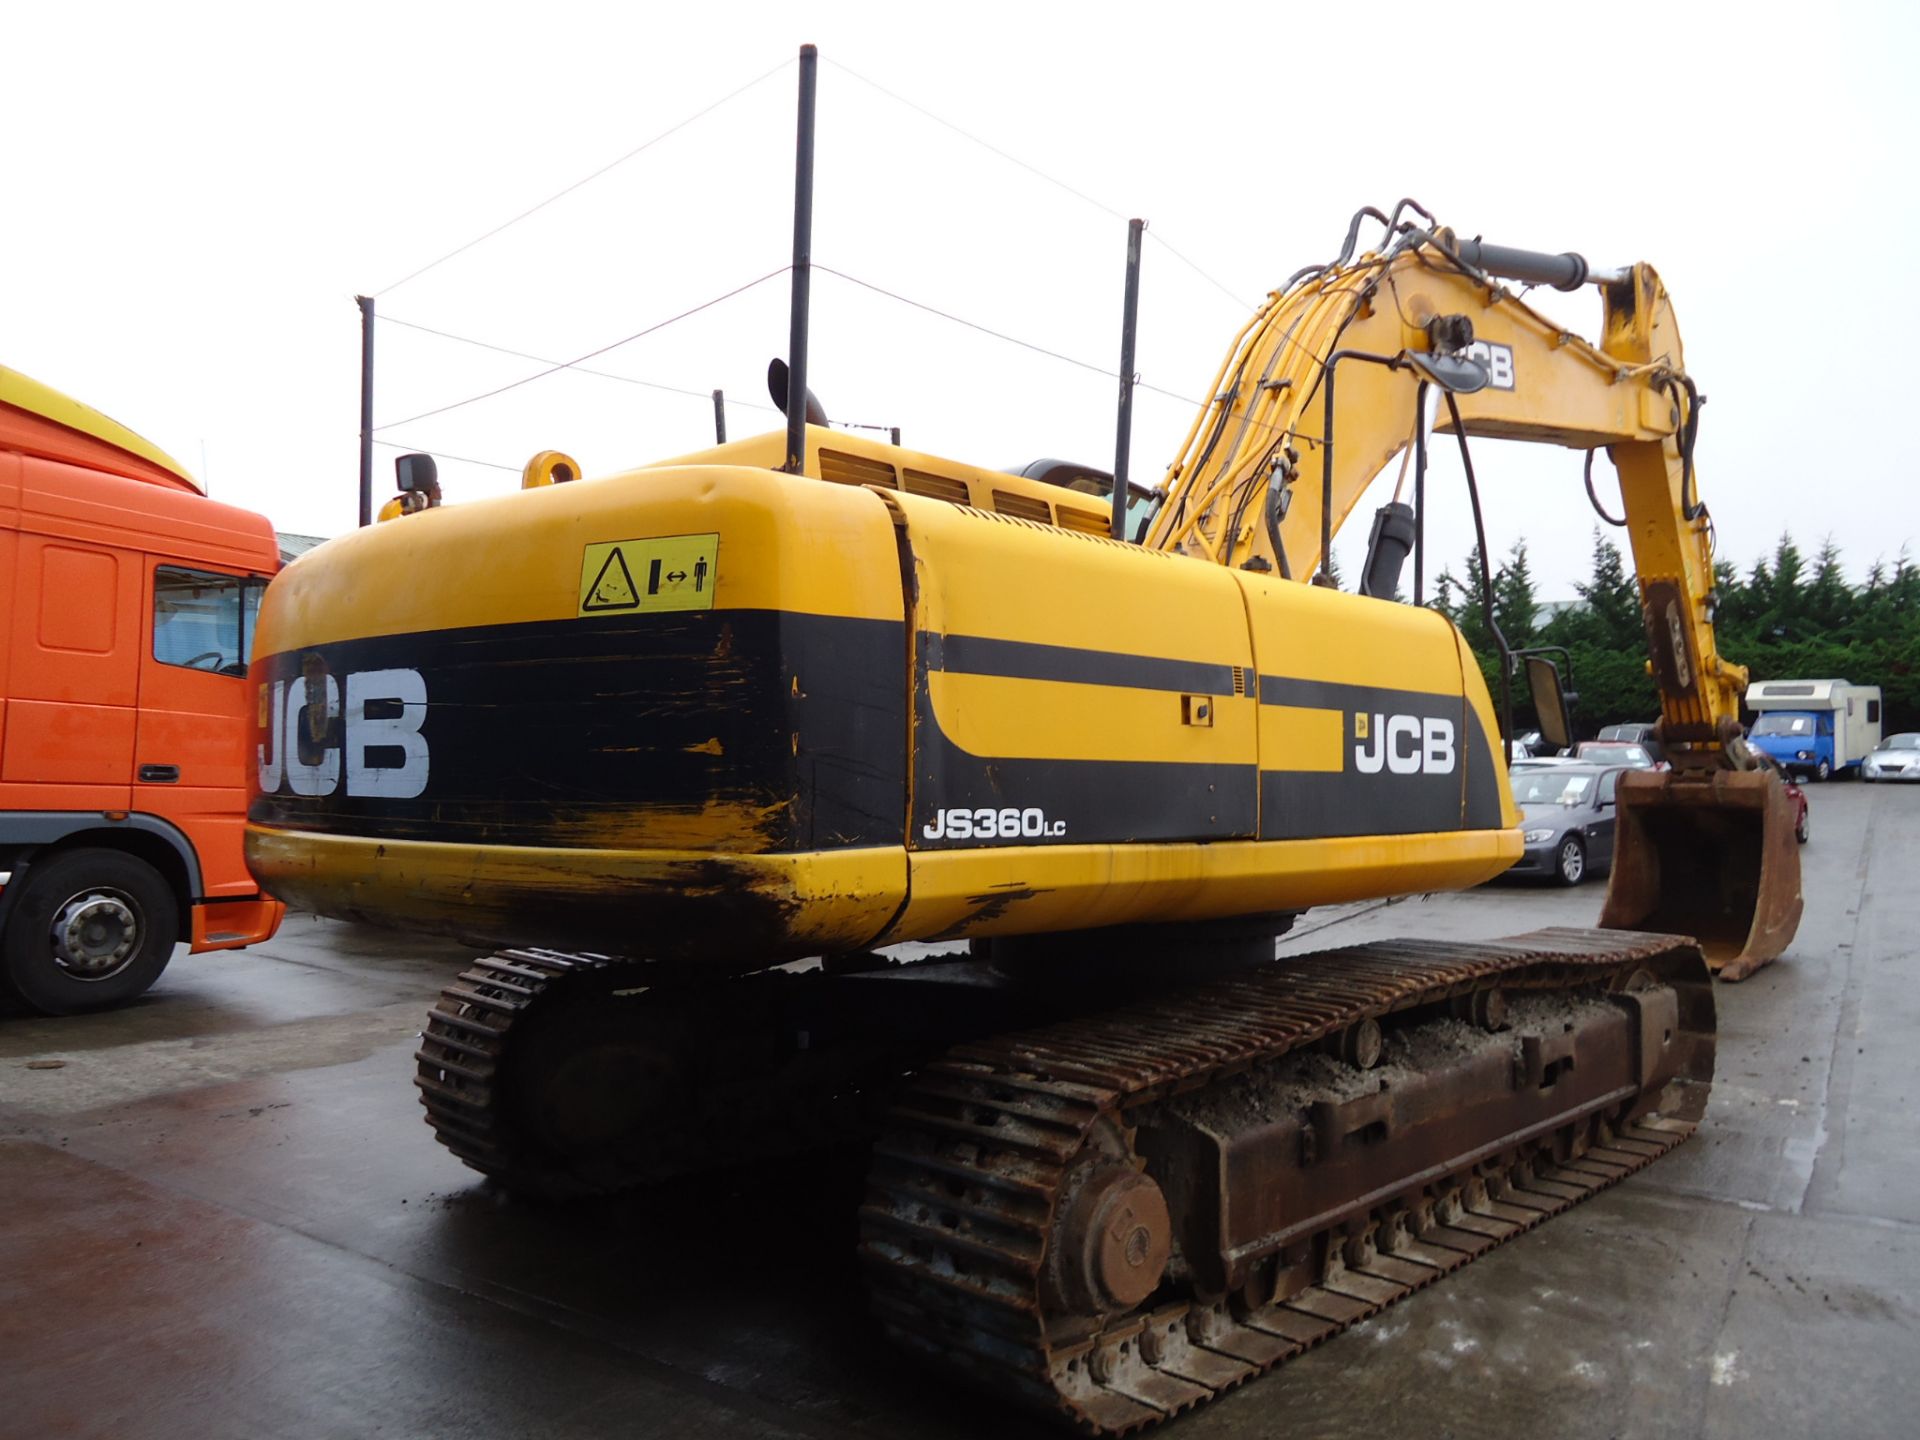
[1745,678,1883,781]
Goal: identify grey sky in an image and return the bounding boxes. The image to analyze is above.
[6,0,1913,598]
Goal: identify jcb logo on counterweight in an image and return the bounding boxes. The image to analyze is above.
[1353,711,1456,775]
[256,668,430,798]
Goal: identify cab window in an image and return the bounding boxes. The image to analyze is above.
[153,567,267,676]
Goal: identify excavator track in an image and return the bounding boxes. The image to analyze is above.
[859,928,1715,1434]
[415,948,637,1194]
[414,945,1002,1196]
[413,947,894,1195]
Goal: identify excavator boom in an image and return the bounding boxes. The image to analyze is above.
[1147,212,1801,975]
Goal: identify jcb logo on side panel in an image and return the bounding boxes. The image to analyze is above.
[256,668,430,798]
[1353,712,1456,775]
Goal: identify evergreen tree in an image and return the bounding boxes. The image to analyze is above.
[1771,533,1805,596]
[1441,547,1495,653]
[1574,530,1641,650]
[1492,541,1539,649]
[1725,554,1772,631]
[1763,533,1806,640]
[1437,528,1917,735]
[1803,537,1852,631]
[1884,544,1920,617]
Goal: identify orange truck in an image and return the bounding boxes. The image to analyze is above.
[0,366,284,1013]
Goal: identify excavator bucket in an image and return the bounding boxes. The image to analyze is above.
[1598,767,1803,981]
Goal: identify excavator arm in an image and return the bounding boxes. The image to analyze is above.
[1148,211,1799,974]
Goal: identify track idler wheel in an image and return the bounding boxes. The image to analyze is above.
[1046,1157,1173,1315]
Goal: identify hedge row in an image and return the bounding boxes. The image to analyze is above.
[1429,532,1920,737]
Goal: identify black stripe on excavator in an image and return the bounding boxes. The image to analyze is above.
[249,610,907,851]
[248,610,1506,854]
[1257,674,1508,839]
[911,632,1255,844]
[909,645,1504,848]
[920,632,1238,696]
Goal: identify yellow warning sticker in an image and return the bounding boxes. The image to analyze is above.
[578,533,719,616]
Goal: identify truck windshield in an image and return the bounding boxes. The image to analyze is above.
[1752,714,1814,737]
[154,567,268,676]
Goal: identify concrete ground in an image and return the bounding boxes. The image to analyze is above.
[2,783,1916,1440]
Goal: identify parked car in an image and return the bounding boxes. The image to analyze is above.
[1862,732,1920,783]
[1573,741,1659,769]
[1750,751,1810,843]
[1511,729,1561,758]
[1505,764,1626,886]
[1596,721,1665,765]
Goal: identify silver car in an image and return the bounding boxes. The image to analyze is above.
[1862,732,1920,782]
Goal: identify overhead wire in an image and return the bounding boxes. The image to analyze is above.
[813,264,1201,407]
[371,438,521,473]
[822,56,1255,313]
[372,266,792,431]
[363,55,1282,453]
[378,314,782,414]
[372,55,793,297]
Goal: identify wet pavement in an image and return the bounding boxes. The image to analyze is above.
[2,783,1915,1440]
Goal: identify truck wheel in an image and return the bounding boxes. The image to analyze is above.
[1815,759,1831,782]
[1555,835,1587,886]
[0,849,180,1015]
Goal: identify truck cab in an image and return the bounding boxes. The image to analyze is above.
[1745,679,1883,782]
[0,366,284,1013]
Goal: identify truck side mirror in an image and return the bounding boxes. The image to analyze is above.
[1526,655,1574,752]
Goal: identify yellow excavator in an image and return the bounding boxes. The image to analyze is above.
[246,206,1798,1430]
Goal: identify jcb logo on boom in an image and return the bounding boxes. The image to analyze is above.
[1353,712,1456,776]
[1464,340,1516,390]
[256,668,430,799]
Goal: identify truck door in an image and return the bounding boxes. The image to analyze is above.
[0,450,16,761]
[0,527,142,810]
[136,564,266,897]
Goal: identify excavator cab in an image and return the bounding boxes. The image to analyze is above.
[1522,650,1802,979]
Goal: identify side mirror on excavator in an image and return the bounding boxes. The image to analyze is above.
[379,452,442,521]
[395,452,439,501]
[1524,654,1575,752]
[1400,348,1490,395]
